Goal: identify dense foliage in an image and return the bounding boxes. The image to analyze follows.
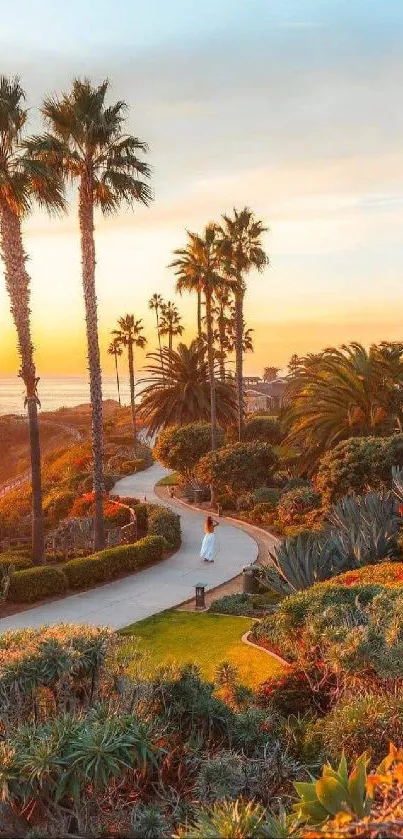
[195,441,279,500]
[316,434,403,503]
[154,422,224,483]
[243,414,282,444]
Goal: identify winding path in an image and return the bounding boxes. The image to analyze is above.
[0,463,258,631]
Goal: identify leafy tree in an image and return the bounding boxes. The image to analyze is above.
[0,77,64,564]
[316,435,403,504]
[28,78,151,549]
[154,422,224,483]
[283,342,403,474]
[243,415,282,444]
[138,341,236,435]
[113,315,147,448]
[217,208,269,441]
[107,337,123,405]
[195,441,278,500]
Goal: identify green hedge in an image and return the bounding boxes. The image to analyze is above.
[7,566,68,602]
[0,552,32,572]
[64,535,165,590]
[147,505,181,550]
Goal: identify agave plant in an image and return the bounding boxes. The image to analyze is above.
[294,751,372,825]
[175,799,288,838]
[194,751,246,803]
[263,533,345,596]
[327,491,399,567]
[131,803,170,838]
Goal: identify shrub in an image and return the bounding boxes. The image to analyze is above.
[7,566,68,602]
[277,486,321,525]
[316,434,403,504]
[236,492,254,512]
[314,692,403,763]
[195,752,246,803]
[154,422,224,483]
[147,505,181,550]
[195,442,279,500]
[249,502,275,523]
[43,487,76,525]
[326,561,403,588]
[252,487,281,506]
[259,663,337,716]
[244,415,282,445]
[64,536,165,589]
[209,593,254,615]
[131,804,170,839]
[0,552,32,572]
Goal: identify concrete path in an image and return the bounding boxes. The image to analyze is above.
[0,464,258,632]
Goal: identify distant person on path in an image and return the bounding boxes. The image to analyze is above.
[200,515,219,563]
[169,486,175,499]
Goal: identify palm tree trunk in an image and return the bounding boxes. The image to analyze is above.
[234,284,244,441]
[218,311,226,382]
[205,292,218,451]
[78,180,105,551]
[114,352,121,406]
[169,328,173,352]
[156,309,164,377]
[128,340,137,447]
[197,290,202,337]
[0,202,45,565]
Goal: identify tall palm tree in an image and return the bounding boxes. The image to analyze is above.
[113,315,147,447]
[0,76,64,565]
[159,300,184,351]
[213,285,233,381]
[138,340,236,435]
[107,337,123,405]
[148,293,164,371]
[217,207,269,441]
[170,224,233,450]
[28,78,151,549]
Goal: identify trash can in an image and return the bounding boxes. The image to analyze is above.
[243,566,260,594]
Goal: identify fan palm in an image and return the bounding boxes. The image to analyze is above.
[28,78,151,549]
[107,337,123,406]
[113,315,147,448]
[148,292,164,371]
[214,286,233,381]
[217,208,269,441]
[0,76,64,565]
[283,342,403,473]
[170,224,233,450]
[159,300,184,350]
[138,340,236,436]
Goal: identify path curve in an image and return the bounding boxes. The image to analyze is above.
[0,463,257,632]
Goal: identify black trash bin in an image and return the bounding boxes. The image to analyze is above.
[243,565,260,594]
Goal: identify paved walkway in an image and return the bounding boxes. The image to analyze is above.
[0,464,258,631]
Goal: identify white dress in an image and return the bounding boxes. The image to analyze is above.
[200,532,216,561]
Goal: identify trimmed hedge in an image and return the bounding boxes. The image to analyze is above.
[0,552,32,572]
[147,505,181,550]
[7,566,68,602]
[64,535,165,590]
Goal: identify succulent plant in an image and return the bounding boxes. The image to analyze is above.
[263,533,345,596]
[294,751,372,825]
[131,803,170,838]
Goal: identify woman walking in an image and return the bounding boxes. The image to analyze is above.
[200,515,219,563]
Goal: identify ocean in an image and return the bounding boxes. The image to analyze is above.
[0,376,132,416]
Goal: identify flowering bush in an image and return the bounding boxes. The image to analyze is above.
[69,492,131,526]
[323,561,403,588]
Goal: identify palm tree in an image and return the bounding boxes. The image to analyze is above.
[138,340,236,435]
[107,337,123,405]
[0,77,64,565]
[28,78,151,549]
[148,293,164,371]
[113,315,147,447]
[283,342,403,473]
[217,207,269,441]
[159,300,184,350]
[263,366,280,382]
[214,286,233,381]
[170,224,232,451]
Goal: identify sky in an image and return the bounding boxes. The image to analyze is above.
[1,0,403,379]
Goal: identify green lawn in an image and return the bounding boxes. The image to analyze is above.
[156,472,179,487]
[119,611,282,689]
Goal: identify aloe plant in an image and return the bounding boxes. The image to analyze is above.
[294,751,372,825]
[263,534,345,596]
[327,491,398,567]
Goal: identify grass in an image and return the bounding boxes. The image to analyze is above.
[156,472,179,487]
[119,610,283,689]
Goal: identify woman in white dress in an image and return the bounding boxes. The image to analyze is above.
[200,515,219,563]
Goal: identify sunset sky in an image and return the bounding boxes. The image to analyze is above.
[1,0,403,379]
